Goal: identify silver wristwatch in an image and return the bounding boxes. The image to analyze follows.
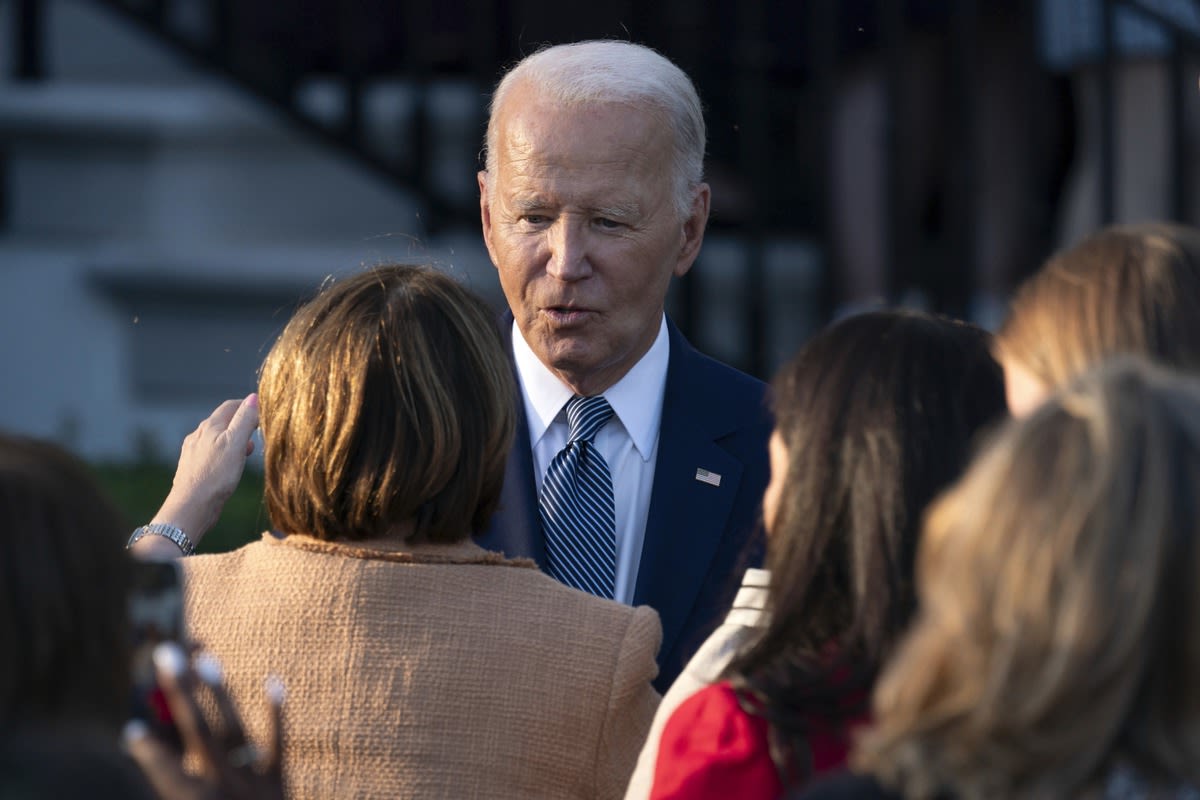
[127,522,195,556]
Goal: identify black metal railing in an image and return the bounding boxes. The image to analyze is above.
[11,1,1194,374]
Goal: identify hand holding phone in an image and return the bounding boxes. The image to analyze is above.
[124,642,286,800]
[128,559,184,746]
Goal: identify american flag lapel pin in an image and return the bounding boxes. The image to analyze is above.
[694,467,722,487]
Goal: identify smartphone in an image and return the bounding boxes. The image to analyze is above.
[128,558,184,745]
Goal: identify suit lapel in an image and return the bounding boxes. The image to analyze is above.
[475,313,547,567]
[634,322,744,663]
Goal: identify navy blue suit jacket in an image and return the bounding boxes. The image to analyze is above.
[477,316,772,691]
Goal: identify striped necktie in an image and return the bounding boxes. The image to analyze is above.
[540,395,616,598]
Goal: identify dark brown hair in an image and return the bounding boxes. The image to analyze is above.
[0,434,132,729]
[726,311,1007,784]
[259,264,516,543]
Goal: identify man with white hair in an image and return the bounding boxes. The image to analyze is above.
[476,40,771,691]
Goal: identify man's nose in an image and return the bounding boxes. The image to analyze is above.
[545,219,591,281]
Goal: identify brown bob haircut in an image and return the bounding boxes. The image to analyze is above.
[997,222,1200,389]
[258,264,516,544]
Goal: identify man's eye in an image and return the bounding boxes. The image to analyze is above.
[521,215,550,225]
[595,218,622,230]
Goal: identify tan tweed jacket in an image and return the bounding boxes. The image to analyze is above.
[182,533,662,800]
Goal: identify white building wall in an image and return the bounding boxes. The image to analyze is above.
[0,0,501,460]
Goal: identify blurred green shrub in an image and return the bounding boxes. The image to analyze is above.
[91,462,267,554]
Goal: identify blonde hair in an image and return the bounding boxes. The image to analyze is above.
[855,358,1200,799]
[258,264,516,543]
[997,222,1200,391]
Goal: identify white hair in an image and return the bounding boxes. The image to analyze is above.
[484,40,707,220]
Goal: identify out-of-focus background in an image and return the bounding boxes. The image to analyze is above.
[2,0,1198,545]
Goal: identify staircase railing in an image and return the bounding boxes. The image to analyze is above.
[13,1,1147,374]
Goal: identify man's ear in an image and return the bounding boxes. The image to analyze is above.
[478,171,499,268]
[673,182,711,278]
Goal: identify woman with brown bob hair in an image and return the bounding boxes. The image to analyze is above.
[641,311,1007,799]
[797,358,1200,799]
[997,221,1200,417]
[139,264,661,799]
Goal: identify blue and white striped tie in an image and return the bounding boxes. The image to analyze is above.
[540,395,616,598]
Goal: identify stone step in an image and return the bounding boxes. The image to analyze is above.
[0,82,425,243]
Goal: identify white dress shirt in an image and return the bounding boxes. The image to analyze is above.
[511,316,670,605]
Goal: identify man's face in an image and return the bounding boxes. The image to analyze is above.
[479,84,710,396]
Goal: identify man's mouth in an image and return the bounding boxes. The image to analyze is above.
[543,306,592,324]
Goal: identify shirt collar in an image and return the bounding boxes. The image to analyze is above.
[511,316,670,462]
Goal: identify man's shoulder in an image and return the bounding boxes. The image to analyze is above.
[666,323,767,404]
[665,324,770,437]
[687,348,767,401]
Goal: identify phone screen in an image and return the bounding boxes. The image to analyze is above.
[128,558,184,743]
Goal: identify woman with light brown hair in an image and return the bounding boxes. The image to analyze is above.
[997,221,1200,416]
[795,357,1200,799]
[133,264,661,799]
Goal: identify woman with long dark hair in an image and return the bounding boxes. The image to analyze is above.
[638,311,1007,799]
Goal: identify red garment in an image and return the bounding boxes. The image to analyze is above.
[649,681,863,800]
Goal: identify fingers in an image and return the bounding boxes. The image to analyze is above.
[180,399,243,453]
[153,642,224,778]
[263,674,286,779]
[195,651,248,751]
[186,396,256,449]
[157,394,258,544]
[205,398,246,432]
[226,394,260,449]
[124,720,202,800]
[136,642,287,799]
[200,394,257,462]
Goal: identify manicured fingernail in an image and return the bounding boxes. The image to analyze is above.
[246,393,258,408]
[265,674,285,705]
[122,719,150,745]
[152,641,188,677]
[195,651,223,686]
